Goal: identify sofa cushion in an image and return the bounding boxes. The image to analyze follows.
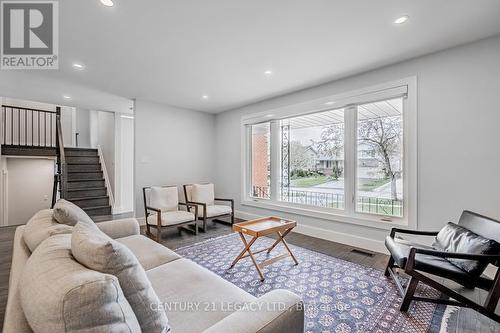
[23,209,73,252]
[52,199,94,226]
[117,234,181,270]
[72,222,170,333]
[191,183,215,206]
[20,234,141,333]
[147,211,196,226]
[151,186,179,212]
[201,204,232,218]
[433,222,500,276]
[147,258,255,333]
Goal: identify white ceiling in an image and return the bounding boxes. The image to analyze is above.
[14,0,500,113]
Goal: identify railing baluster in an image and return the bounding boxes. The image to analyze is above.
[18,107,20,146]
[38,111,40,146]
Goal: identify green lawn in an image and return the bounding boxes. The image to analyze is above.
[290,175,330,187]
[358,178,390,191]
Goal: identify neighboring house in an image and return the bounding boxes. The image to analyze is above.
[307,143,380,178]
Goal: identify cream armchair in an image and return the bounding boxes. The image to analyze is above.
[143,185,198,242]
[183,183,234,232]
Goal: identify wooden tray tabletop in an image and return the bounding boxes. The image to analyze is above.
[233,216,296,237]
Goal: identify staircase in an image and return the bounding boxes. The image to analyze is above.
[65,148,112,217]
[1,104,113,218]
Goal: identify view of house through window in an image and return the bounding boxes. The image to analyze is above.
[356,98,403,217]
[251,122,271,199]
[280,109,345,209]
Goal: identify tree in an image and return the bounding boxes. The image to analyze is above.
[358,116,402,200]
[315,124,344,160]
[289,141,314,174]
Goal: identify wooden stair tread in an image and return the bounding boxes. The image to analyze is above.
[67,178,104,182]
[68,187,106,192]
[70,195,109,201]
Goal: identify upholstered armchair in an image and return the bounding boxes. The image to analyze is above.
[384,210,500,322]
[143,185,198,242]
[183,183,234,232]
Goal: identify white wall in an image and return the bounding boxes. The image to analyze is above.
[214,35,500,253]
[90,110,116,194]
[4,157,55,226]
[134,99,215,217]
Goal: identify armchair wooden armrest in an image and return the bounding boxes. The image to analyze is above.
[186,201,207,217]
[214,198,234,213]
[389,227,440,238]
[214,198,233,203]
[409,247,500,262]
[179,202,198,219]
[146,206,161,213]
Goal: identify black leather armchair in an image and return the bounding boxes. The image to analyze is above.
[384,210,500,322]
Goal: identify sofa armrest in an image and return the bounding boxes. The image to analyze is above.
[96,218,140,239]
[202,290,303,333]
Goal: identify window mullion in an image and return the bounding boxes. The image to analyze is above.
[270,120,280,202]
[344,105,357,214]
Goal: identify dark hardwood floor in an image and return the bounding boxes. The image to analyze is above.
[0,217,498,332]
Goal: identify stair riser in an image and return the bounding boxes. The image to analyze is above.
[67,180,105,189]
[68,172,103,180]
[85,206,112,216]
[67,164,102,172]
[67,188,107,198]
[64,150,98,157]
[71,197,109,208]
[66,156,100,164]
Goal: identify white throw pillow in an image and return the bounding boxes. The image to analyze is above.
[53,199,94,226]
[23,209,73,252]
[191,183,215,206]
[72,222,170,333]
[20,234,141,333]
[150,186,179,212]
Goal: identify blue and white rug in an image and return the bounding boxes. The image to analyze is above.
[176,233,446,333]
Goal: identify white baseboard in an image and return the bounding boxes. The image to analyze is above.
[235,209,387,254]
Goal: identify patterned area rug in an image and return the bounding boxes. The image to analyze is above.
[176,233,446,333]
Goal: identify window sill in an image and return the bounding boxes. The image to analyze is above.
[241,199,410,231]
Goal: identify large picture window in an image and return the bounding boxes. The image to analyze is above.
[280,109,345,209]
[243,79,416,227]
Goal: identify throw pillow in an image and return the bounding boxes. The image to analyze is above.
[20,234,141,333]
[23,209,73,252]
[72,222,170,333]
[53,199,94,226]
[433,222,500,276]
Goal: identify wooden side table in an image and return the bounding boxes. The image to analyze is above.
[230,216,299,281]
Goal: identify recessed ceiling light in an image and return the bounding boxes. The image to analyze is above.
[394,15,409,24]
[265,114,274,118]
[100,0,114,7]
[72,63,85,70]
[264,69,273,76]
[324,101,335,106]
[63,95,71,100]
[202,95,209,100]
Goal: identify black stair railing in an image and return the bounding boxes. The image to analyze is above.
[53,106,67,206]
[1,104,57,147]
[0,104,66,207]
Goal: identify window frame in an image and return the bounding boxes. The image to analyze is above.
[241,77,417,231]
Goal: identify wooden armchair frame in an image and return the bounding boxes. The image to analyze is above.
[385,227,500,322]
[183,184,234,232]
[143,186,198,242]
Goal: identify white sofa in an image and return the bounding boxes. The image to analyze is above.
[3,211,304,333]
